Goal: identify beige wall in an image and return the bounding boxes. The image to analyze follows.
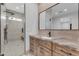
[38,3,57,13]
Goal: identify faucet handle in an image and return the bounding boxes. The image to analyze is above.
[48,32,51,37]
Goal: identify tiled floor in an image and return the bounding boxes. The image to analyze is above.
[4,39,24,56]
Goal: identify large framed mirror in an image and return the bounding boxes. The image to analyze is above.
[39,3,78,30]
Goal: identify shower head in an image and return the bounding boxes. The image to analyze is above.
[4,10,15,15]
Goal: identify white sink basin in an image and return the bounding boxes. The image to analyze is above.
[52,37,65,40]
[41,36,52,40]
[41,36,65,40]
[62,42,75,45]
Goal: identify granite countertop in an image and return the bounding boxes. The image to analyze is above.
[30,34,79,51]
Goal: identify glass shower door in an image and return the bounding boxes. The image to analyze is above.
[0,3,7,56]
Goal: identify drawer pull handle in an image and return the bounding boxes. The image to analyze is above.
[60,50,68,54]
[68,53,72,55]
[60,50,72,55]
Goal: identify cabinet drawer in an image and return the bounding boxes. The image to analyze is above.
[55,43,70,56]
[39,40,52,49]
[54,48,69,56]
[69,49,79,56]
[30,44,38,55]
[53,51,63,56]
[38,46,51,56]
[30,41,34,46]
[30,38,35,43]
[30,46,34,54]
[53,43,79,56]
[56,44,69,51]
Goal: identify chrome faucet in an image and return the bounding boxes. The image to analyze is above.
[48,32,51,37]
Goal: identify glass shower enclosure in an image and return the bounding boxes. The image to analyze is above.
[0,3,7,56]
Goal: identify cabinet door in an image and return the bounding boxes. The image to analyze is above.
[39,39,52,49]
[30,37,35,55]
[30,45,34,55]
[69,49,79,56]
[53,43,70,56]
[38,46,51,56]
[30,36,34,45]
[34,38,39,56]
[53,51,63,56]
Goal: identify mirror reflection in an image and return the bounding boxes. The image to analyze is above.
[40,3,78,30]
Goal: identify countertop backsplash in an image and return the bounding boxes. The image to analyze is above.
[38,30,79,41]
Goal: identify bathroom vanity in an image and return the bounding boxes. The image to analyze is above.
[30,35,79,56]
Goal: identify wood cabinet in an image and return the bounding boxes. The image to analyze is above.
[38,46,51,56]
[30,36,39,55]
[38,40,52,56]
[69,49,79,56]
[53,51,63,56]
[30,36,52,56]
[39,39,52,50]
[30,36,35,55]
[30,36,79,56]
[52,43,79,56]
[52,43,71,56]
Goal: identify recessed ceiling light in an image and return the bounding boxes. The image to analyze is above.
[8,17,22,22]
[16,7,19,9]
[8,17,16,20]
[64,9,67,12]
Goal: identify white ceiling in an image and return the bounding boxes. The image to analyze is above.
[5,3,78,16]
[5,3,24,14]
